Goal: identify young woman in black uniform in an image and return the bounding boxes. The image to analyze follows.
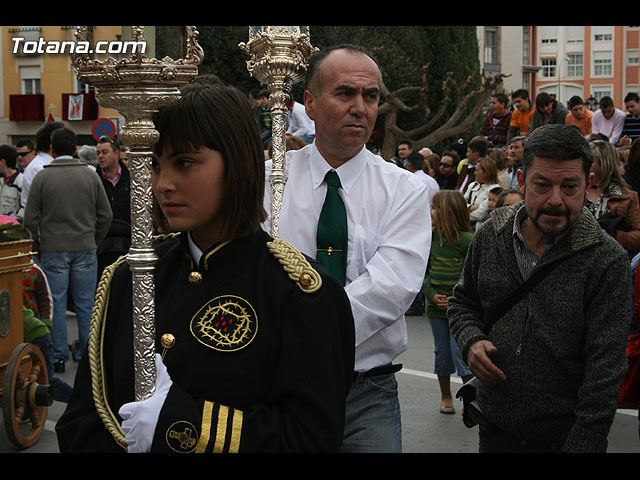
[56,82,355,453]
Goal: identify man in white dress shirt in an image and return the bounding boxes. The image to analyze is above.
[591,96,626,145]
[286,99,316,144]
[22,121,64,209]
[406,152,439,202]
[263,45,431,452]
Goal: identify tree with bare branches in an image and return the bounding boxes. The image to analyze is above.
[378,64,508,159]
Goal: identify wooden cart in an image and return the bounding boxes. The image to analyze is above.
[0,239,52,449]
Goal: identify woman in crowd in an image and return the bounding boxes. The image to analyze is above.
[588,139,640,256]
[464,157,501,230]
[56,83,355,453]
[487,148,511,189]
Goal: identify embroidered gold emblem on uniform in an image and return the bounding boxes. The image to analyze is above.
[166,420,199,453]
[190,295,257,351]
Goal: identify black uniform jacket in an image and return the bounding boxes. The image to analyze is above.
[56,229,355,452]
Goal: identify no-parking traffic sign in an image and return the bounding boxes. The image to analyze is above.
[92,117,117,141]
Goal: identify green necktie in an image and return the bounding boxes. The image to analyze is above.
[316,170,348,286]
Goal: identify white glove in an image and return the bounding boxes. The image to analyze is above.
[118,354,173,453]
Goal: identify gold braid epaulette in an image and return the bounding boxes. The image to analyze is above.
[266,238,322,293]
[88,232,180,451]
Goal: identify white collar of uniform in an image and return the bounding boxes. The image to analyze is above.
[309,142,367,195]
[187,231,203,265]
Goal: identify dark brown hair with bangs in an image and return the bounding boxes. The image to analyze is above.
[153,82,266,240]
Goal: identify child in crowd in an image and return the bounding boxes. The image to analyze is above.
[423,190,474,414]
[487,186,503,215]
[475,186,504,230]
[495,188,524,208]
[0,216,73,402]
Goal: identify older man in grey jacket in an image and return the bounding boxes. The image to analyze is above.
[24,127,112,373]
[449,124,631,453]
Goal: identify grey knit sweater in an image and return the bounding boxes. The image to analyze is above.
[23,156,112,253]
[448,201,631,452]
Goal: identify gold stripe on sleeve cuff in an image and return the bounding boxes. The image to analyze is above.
[195,401,214,453]
[197,402,244,453]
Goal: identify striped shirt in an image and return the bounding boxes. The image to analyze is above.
[424,229,472,319]
[621,114,640,145]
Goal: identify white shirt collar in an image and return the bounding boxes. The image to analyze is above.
[187,231,203,264]
[309,143,367,195]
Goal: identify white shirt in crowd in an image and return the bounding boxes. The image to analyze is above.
[592,108,626,144]
[22,151,53,207]
[286,101,315,138]
[413,169,439,206]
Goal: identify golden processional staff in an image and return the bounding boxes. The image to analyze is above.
[239,26,317,238]
[72,26,203,407]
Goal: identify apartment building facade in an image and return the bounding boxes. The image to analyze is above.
[478,25,640,110]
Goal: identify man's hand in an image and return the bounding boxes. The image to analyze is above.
[467,340,506,384]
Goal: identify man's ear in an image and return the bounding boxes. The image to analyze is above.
[517,168,526,192]
[586,171,595,192]
[303,89,315,121]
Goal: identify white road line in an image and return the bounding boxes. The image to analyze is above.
[400,367,463,383]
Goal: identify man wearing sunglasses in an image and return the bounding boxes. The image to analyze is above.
[438,151,460,190]
[16,139,36,172]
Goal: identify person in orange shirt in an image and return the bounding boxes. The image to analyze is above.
[507,89,536,144]
[565,96,593,137]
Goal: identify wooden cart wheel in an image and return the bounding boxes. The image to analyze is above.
[2,343,52,449]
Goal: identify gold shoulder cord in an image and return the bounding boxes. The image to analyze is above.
[266,238,322,293]
[88,254,128,449]
[88,233,179,451]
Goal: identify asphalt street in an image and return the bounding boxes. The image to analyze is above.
[1,312,638,453]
